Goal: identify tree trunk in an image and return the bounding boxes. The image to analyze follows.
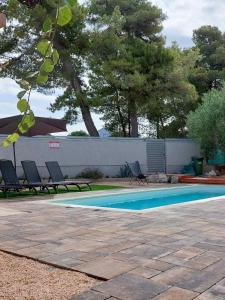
[129,98,139,137]
[115,90,127,137]
[71,76,99,137]
[156,121,160,139]
[61,58,99,137]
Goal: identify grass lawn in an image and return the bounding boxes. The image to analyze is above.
[0,184,123,199]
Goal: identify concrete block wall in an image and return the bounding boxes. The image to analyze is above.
[0,136,200,178]
[0,136,147,178]
[165,139,200,173]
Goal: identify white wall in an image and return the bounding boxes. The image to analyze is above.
[0,136,200,178]
[166,139,200,173]
[0,136,147,178]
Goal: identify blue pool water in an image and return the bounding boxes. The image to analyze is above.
[53,185,225,211]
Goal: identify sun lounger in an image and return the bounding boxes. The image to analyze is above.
[21,160,59,193]
[45,161,92,191]
[0,159,52,197]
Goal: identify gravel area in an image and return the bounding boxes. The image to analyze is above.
[0,251,97,300]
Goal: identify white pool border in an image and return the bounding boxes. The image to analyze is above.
[39,184,225,213]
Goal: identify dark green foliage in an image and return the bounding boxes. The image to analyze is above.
[88,0,173,137]
[77,168,104,179]
[187,84,225,159]
[191,26,225,95]
[120,164,131,178]
[70,130,89,136]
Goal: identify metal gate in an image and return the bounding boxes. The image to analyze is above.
[146,139,166,173]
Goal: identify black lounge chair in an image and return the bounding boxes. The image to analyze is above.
[126,161,148,184]
[0,159,49,197]
[21,160,59,193]
[0,159,25,196]
[45,161,92,191]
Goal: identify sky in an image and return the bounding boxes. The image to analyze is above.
[1,0,225,134]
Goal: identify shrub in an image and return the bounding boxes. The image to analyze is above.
[119,164,132,178]
[76,168,104,179]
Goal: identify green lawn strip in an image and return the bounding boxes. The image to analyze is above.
[0,184,123,199]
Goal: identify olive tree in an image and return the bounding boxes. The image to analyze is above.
[187,84,225,159]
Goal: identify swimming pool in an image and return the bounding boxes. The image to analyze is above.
[51,185,225,211]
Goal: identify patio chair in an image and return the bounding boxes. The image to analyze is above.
[0,159,25,196]
[21,160,58,193]
[0,159,49,197]
[45,161,92,191]
[126,161,148,184]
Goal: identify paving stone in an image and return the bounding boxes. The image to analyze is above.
[68,290,108,300]
[194,242,225,253]
[95,241,141,255]
[184,252,221,270]
[129,267,161,279]
[120,244,173,259]
[176,259,225,293]
[75,257,138,279]
[40,254,84,268]
[194,278,225,299]
[152,287,199,300]
[151,266,196,286]
[144,259,174,271]
[159,254,189,266]
[173,247,205,259]
[94,273,168,300]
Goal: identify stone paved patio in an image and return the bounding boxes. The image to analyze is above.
[1,185,225,299]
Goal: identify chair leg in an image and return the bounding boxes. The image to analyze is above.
[44,186,50,194]
[87,183,92,190]
[3,188,7,198]
[76,184,82,191]
[64,185,69,192]
[52,185,58,194]
[32,187,38,195]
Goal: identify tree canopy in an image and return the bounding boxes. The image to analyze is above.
[187,85,225,159]
[1,1,224,142]
[190,25,225,95]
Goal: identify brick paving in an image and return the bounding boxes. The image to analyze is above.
[0,186,225,299]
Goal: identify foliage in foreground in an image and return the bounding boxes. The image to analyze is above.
[187,84,225,159]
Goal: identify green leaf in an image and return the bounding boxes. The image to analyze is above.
[37,39,52,57]
[18,80,30,90]
[18,122,29,134]
[57,5,72,26]
[37,73,48,85]
[68,0,77,6]
[43,17,52,32]
[23,112,35,128]
[17,90,26,99]
[40,59,54,73]
[7,133,19,143]
[17,99,29,113]
[52,49,59,65]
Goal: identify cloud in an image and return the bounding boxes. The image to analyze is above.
[0,78,104,133]
[152,0,225,47]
